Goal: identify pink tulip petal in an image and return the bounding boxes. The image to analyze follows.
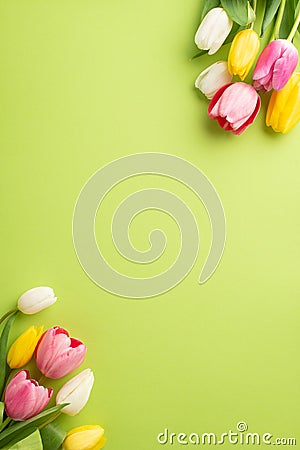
[233,95,261,135]
[208,83,233,118]
[213,83,257,128]
[253,41,282,80]
[272,47,298,90]
[208,82,260,134]
[4,370,52,421]
[253,39,298,92]
[35,327,86,379]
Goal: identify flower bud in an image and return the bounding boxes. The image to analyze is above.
[62,425,106,450]
[195,61,232,99]
[253,39,298,92]
[17,286,57,314]
[56,368,94,416]
[35,326,87,379]
[228,30,260,80]
[266,72,300,133]
[195,7,233,55]
[7,325,44,369]
[4,370,53,421]
[208,82,261,135]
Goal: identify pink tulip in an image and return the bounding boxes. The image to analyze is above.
[4,370,53,421]
[208,82,261,135]
[35,326,86,379]
[253,39,298,92]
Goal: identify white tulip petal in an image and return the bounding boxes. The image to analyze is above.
[56,368,94,416]
[195,8,232,54]
[18,286,57,314]
[195,61,232,99]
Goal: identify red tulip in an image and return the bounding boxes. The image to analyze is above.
[35,326,86,379]
[4,370,53,421]
[253,39,298,92]
[208,82,261,135]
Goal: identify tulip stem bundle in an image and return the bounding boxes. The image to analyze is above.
[270,0,287,41]
[0,287,107,450]
[0,309,17,326]
[250,0,257,30]
[0,417,11,432]
[288,8,300,41]
[194,0,300,134]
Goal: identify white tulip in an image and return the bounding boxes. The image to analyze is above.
[195,7,233,55]
[195,61,232,99]
[17,286,57,314]
[56,368,94,416]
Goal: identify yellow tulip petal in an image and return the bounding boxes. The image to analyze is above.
[228,30,260,80]
[7,325,44,369]
[266,73,300,133]
[63,425,106,450]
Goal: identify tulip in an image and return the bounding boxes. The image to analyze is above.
[4,370,53,421]
[228,30,260,80]
[62,425,106,450]
[18,286,57,314]
[195,61,232,99]
[208,82,261,135]
[195,7,233,55]
[56,368,94,416]
[253,39,298,92]
[266,72,300,133]
[35,326,86,379]
[7,325,44,369]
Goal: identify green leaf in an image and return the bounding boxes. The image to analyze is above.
[0,311,18,397]
[40,421,66,450]
[0,404,67,448]
[6,429,43,450]
[0,402,4,424]
[220,0,249,26]
[200,0,220,21]
[190,49,208,60]
[261,0,281,36]
[279,0,295,38]
[247,1,256,25]
[295,0,300,31]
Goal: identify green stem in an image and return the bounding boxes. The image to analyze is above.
[38,412,61,430]
[288,7,300,41]
[0,368,12,402]
[0,309,18,327]
[250,0,258,29]
[38,375,47,385]
[270,0,287,41]
[0,417,12,432]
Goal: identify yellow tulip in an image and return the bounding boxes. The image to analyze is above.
[62,425,106,450]
[228,30,260,80]
[7,325,44,368]
[266,72,300,133]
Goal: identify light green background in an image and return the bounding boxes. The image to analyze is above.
[1,1,300,448]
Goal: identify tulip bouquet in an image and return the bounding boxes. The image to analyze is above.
[194,0,300,134]
[0,287,106,450]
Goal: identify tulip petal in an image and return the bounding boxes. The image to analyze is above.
[35,327,87,379]
[195,61,232,99]
[272,47,298,91]
[208,82,260,134]
[56,369,94,416]
[195,7,232,54]
[18,287,57,314]
[4,370,53,421]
